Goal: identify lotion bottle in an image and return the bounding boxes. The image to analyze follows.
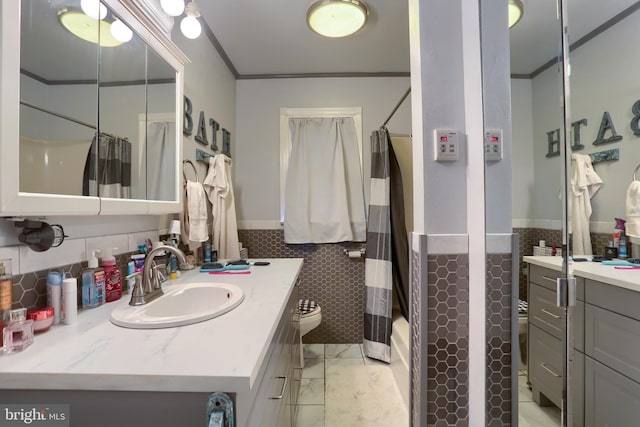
[82,250,105,309]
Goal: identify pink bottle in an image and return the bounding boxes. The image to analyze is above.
[101,248,122,303]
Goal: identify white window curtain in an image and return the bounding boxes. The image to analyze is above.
[147,121,176,201]
[284,117,366,244]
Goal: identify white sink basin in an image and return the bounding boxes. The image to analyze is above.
[110,282,244,329]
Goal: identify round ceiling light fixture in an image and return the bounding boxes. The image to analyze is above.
[508,0,524,28]
[59,10,123,47]
[307,0,369,38]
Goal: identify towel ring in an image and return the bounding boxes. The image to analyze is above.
[634,164,640,181]
[182,160,199,183]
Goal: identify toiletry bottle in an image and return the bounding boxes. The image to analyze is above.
[619,231,628,259]
[46,271,63,325]
[62,278,77,325]
[0,260,13,348]
[2,308,33,354]
[101,248,122,302]
[81,250,105,309]
[614,217,626,248]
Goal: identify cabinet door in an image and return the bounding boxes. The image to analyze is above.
[529,324,562,407]
[570,350,584,427]
[585,357,640,427]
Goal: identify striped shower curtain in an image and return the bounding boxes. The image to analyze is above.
[363,128,393,363]
[82,133,132,198]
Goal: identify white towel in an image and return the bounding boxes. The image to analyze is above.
[203,155,240,259]
[626,181,640,237]
[186,180,208,243]
[570,154,603,255]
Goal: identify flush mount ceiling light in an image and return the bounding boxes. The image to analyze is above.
[58,10,123,47]
[307,0,369,38]
[508,0,524,28]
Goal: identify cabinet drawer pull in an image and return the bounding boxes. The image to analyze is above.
[270,376,288,399]
[541,275,557,283]
[541,308,561,319]
[540,362,561,378]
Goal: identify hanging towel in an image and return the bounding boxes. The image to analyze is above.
[570,153,603,255]
[626,181,640,237]
[186,180,208,243]
[203,155,240,260]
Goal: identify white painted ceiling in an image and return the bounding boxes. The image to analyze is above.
[18,0,640,80]
[198,0,640,77]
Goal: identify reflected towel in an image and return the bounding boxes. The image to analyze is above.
[626,181,640,237]
[186,181,208,242]
[570,153,602,255]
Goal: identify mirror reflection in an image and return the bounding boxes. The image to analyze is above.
[508,0,640,426]
[19,0,177,202]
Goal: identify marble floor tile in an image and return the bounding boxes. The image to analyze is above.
[518,375,533,402]
[303,343,325,359]
[303,357,325,379]
[325,356,365,377]
[325,362,408,426]
[298,378,325,405]
[325,343,363,359]
[295,405,324,427]
[519,402,561,427]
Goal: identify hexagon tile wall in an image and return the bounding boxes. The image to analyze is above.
[426,254,470,425]
[486,253,513,426]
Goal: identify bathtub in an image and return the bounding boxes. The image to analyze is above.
[390,313,409,407]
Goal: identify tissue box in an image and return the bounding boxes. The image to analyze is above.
[532,245,562,256]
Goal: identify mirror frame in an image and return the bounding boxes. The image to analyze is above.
[0,0,188,216]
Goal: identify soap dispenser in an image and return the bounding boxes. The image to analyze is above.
[101,248,122,303]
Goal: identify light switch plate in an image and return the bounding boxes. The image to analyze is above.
[434,129,459,161]
[485,129,503,162]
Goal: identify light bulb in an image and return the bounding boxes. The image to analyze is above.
[160,0,185,17]
[81,0,107,20]
[180,15,201,39]
[110,19,133,43]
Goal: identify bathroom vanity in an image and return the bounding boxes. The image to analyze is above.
[0,258,302,427]
[525,256,640,426]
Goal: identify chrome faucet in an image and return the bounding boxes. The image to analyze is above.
[129,244,194,306]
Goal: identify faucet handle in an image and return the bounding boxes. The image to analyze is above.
[129,273,145,306]
[151,263,166,290]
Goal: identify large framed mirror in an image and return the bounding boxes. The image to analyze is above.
[0,0,186,216]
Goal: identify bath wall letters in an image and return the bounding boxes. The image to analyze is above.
[183,95,231,157]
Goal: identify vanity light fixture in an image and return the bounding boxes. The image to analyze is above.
[58,9,123,47]
[110,18,133,43]
[307,0,369,38]
[80,0,107,20]
[180,1,202,39]
[508,0,524,28]
[160,0,186,17]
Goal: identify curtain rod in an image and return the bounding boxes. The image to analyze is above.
[382,87,411,127]
[20,100,117,139]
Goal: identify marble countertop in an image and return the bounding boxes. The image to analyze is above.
[0,258,303,393]
[524,256,640,293]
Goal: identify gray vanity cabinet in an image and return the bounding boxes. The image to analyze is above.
[527,264,584,426]
[246,282,300,427]
[583,279,640,427]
